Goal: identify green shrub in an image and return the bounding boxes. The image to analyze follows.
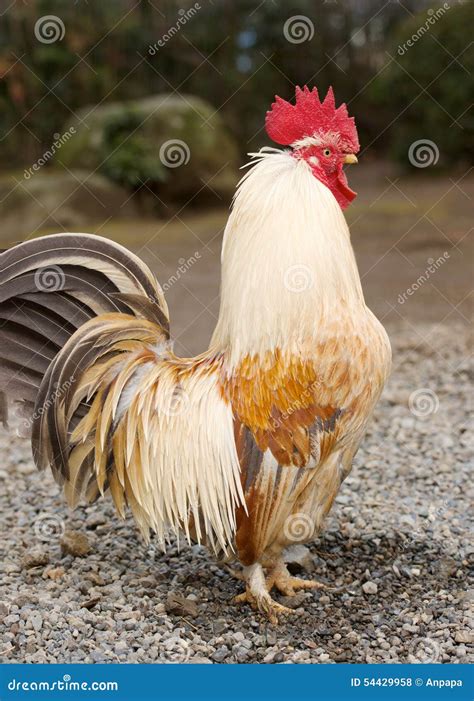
[100,111,166,190]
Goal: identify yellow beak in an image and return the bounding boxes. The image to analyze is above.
[343,154,358,165]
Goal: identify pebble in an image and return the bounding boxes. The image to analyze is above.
[60,531,91,558]
[362,581,378,595]
[165,592,198,618]
[212,645,229,662]
[21,549,49,569]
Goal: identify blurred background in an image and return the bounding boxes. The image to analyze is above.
[0,0,472,355]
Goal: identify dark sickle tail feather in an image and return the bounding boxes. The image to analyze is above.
[0,233,169,501]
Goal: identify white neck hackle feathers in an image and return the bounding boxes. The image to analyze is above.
[211,149,365,368]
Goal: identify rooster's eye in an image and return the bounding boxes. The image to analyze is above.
[323,148,331,157]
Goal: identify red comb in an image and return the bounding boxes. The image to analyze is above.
[265,85,359,152]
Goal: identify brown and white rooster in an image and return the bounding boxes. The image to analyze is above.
[0,86,391,623]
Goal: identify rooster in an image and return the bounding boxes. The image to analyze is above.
[0,86,391,623]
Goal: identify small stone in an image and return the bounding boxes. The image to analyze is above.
[82,596,101,610]
[233,644,250,661]
[279,592,308,608]
[213,619,227,635]
[4,614,19,625]
[60,530,91,557]
[21,549,49,569]
[284,544,313,571]
[454,631,472,644]
[30,612,43,632]
[46,567,65,580]
[211,645,229,662]
[362,581,378,595]
[165,592,198,618]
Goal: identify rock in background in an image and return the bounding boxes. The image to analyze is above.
[0,171,138,244]
[55,94,239,207]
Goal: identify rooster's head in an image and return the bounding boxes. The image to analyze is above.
[265,85,360,210]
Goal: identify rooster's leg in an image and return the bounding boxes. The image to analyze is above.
[266,559,327,597]
[233,563,293,624]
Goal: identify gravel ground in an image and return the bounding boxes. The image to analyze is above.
[0,321,472,664]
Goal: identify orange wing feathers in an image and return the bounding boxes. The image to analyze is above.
[222,322,388,471]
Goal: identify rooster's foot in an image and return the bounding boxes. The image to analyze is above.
[267,560,327,597]
[233,563,293,625]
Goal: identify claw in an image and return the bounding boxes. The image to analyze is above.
[232,563,294,624]
[231,560,329,624]
[267,561,328,597]
[234,588,293,625]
